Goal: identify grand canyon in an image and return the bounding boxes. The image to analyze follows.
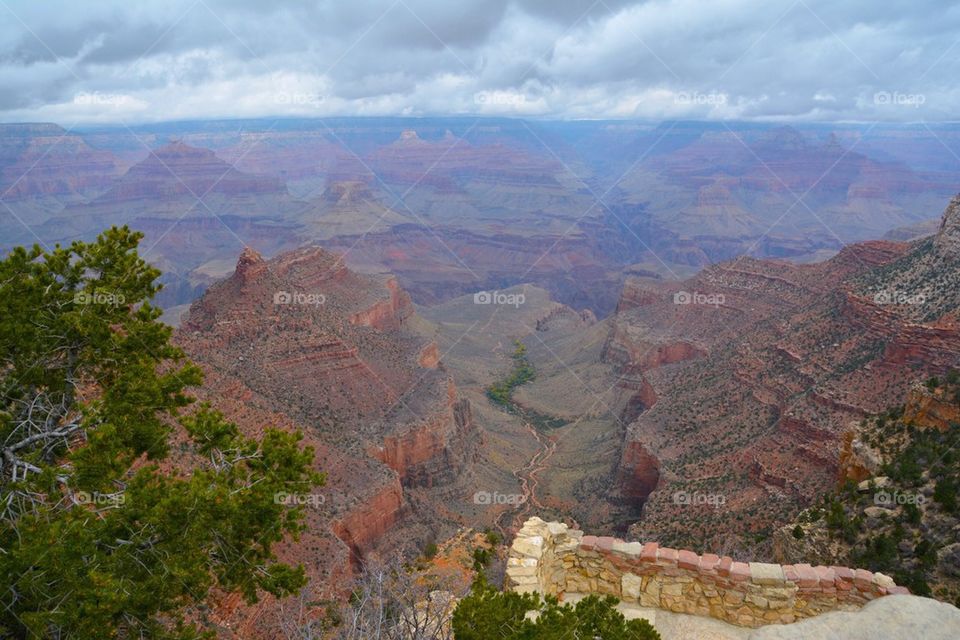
[3,2,960,638]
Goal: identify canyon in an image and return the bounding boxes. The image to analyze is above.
[3,119,960,317]
[3,117,960,635]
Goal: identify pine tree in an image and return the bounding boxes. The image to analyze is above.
[0,228,322,639]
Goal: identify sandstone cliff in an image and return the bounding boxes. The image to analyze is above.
[174,246,480,636]
[610,195,960,552]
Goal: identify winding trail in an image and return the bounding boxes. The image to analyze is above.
[494,420,559,536]
[488,340,579,537]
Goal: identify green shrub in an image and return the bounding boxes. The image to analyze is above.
[472,547,493,571]
[452,579,661,640]
[934,477,958,513]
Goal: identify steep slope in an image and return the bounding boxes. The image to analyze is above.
[606,195,960,553]
[773,380,960,605]
[174,246,480,636]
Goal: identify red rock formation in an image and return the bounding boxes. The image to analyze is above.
[902,383,960,431]
[615,278,663,312]
[616,441,661,507]
[331,480,406,562]
[417,342,440,368]
[109,141,284,200]
[347,278,414,330]
[618,197,960,550]
[366,380,477,487]
[174,246,479,636]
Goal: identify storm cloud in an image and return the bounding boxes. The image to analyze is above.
[0,0,957,123]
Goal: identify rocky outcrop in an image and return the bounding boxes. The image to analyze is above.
[367,379,478,488]
[417,342,440,368]
[615,277,664,312]
[838,424,882,482]
[933,194,960,258]
[347,278,414,331]
[618,374,658,424]
[601,323,704,369]
[507,518,908,629]
[615,441,661,508]
[331,480,406,563]
[902,382,960,431]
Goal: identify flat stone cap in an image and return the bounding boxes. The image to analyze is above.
[749,562,786,586]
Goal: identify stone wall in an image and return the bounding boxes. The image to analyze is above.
[506,517,909,628]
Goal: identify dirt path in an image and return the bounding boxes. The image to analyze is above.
[494,421,559,536]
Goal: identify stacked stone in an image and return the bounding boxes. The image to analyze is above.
[506,517,908,628]
[506,517,583,595]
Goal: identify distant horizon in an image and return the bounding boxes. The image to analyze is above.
[4,115,960,131]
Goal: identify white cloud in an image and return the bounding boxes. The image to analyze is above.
[0,0,958,123]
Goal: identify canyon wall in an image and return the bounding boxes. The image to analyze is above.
[176,245,482,630]
[506,517,906,629]
[902,382,960,431]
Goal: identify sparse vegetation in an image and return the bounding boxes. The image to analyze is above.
[472,547,493,571]
[486,340,535,406]
[805,385,960,605]
[485,339,568,430]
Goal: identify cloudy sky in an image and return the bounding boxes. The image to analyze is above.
[1,0,958,124]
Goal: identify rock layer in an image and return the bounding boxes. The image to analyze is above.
[610,196,960,548]
[174,245,480,634]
